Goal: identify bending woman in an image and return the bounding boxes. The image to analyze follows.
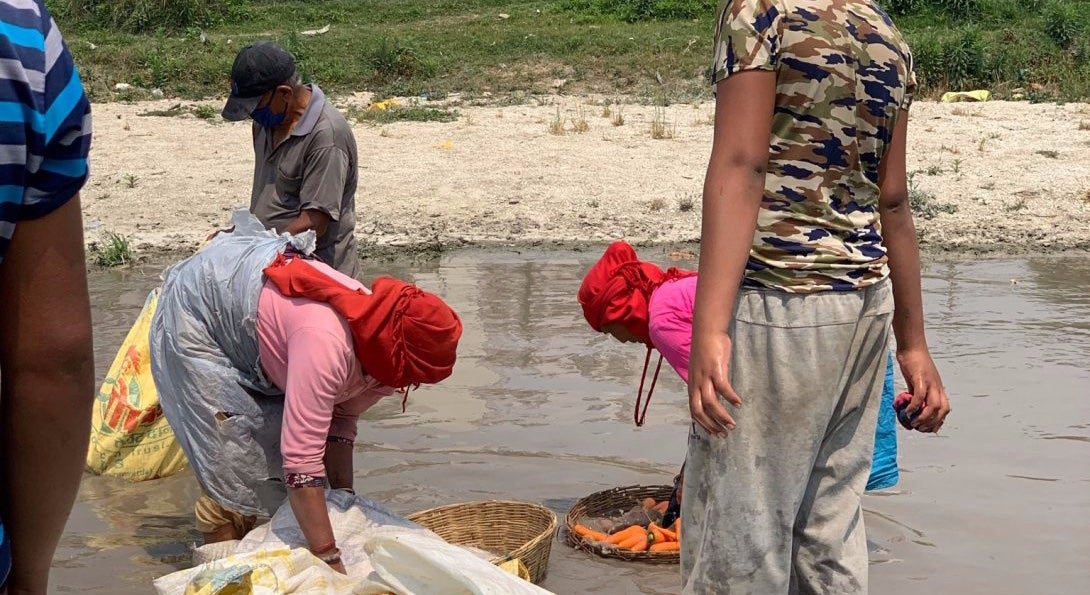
[151,211,462,573]
[578,241,901,509]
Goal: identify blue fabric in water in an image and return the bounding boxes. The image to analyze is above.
[867,351,899,491]
[0,518,10,587]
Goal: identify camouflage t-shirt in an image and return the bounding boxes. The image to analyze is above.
[711,0,916,292]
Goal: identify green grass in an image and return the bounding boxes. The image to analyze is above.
[138,102,219,119]
[90,231,133,267]
[346,104,459,125]
[888,0,1090,100]
[52,0,712,102]
[47,0,1090,103]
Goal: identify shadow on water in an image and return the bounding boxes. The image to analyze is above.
[55,251,1089,593]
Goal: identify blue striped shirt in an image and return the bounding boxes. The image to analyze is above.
[0,0,91,264]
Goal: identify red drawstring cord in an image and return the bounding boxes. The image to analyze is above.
[635,347,663,427]
[399,384,419,413]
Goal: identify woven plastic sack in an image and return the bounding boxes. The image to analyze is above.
[169,491,553,595]
[160,547,376,595]
[86,289,187,480]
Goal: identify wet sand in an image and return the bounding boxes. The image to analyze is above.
[55,250,1090,593]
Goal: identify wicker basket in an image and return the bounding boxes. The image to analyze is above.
[564,484,679,564]
[407,500,558,584]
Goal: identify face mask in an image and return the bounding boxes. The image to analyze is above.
[250,96,288,128]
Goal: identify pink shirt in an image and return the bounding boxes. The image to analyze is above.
[647,276,697,383]
[256,259,394,477]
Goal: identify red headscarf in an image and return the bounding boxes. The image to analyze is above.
[263,256,462,389]
[577,241,696,426]
[578,241,695,345]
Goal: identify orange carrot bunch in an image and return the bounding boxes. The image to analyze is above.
[573,515,682,553]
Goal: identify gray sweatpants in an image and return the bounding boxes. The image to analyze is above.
[681,280,893,595]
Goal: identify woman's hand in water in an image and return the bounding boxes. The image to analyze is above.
[687,330,742,436]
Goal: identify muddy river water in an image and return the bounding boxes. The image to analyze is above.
[51,250,1089,594]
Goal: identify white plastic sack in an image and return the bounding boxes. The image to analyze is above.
[154,546,383,595]
[159,490,554,595]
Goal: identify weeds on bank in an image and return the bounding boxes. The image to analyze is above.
[194,104,217,119]
[546,107,590,134]
[908,174,958,220]
[677,192,696,212]
[650,107,675,139]
[572,108,590,133]
[90,231,133,267]
[348,105,458,124]
[611,107,626,127]
[1080,121,1090,131]
[977,131,1002,151]
[549,107,565,135]
[1035,149,1060,159]
[138,103,218,120]
[649,198,666,212]
[123,173,140,188]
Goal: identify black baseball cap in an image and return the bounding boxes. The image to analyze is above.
[221,41,297,121]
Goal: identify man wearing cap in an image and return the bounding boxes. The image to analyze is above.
[221,41,360,279]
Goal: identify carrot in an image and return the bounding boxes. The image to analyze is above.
[652,501,669,514]
[650,541,680,552]
[618,534,643,550]
[647,523,667,544]
[659,525,677,542]
[605,525,644,545]
[574,524,609,541]
[630,535,649,552]
[641,497,657,510]
[575,520,610,540]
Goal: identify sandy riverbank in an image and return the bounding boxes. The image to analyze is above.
[81,95,1090,260]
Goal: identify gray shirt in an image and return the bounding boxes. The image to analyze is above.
[251,84,359,278]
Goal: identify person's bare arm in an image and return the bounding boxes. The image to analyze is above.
[0,195,94,594]
[286,487,346,574]
[878,112,951,433]
[283,209,331,238]
[687,72,776,437]
[322,441,353,490]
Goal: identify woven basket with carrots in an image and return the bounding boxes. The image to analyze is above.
[564,484,680,564]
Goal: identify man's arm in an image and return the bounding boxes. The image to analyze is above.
[289,145,349,240]
[687,71,777,437]
[283,208,331,238]
[878,111,951,433]
[0,196,94,593]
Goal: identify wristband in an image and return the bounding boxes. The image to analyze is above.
[317,547,342,565]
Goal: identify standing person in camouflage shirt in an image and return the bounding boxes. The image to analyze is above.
[684,1,951,593]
